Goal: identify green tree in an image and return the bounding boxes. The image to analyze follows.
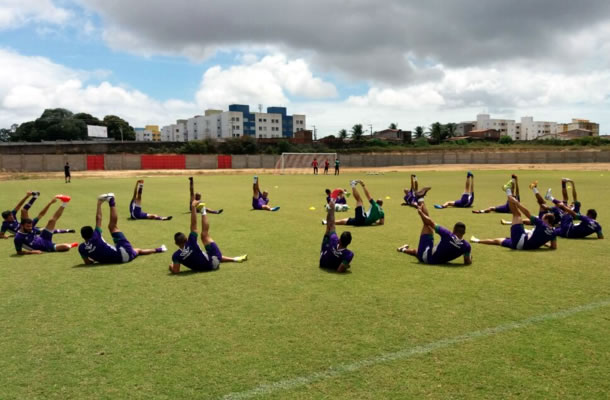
[103,115,135,141]
[445,123,457,138]
[389,122,398,129]
[414,126,425,138]
[429,122,447,144]
[351,124,364,141]
[338,129,348,141]
[74,113,103,126]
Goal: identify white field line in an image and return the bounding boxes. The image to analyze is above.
[221,299,610,400]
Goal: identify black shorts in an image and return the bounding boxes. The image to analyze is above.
[346,206,366,226]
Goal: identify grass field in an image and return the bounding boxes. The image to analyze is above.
[1,169,609,399]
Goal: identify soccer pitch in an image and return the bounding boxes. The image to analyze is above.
[1,169,609,399]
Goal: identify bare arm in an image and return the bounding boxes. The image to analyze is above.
[376,217,385,225]
[189,178,194,202]
[17,249,43,255]
[169,263,181,274]
[464,254,472,265]
[360,181,373,202]
[554,201,577,217]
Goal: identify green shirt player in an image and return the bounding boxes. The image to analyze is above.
[330,180,384,226]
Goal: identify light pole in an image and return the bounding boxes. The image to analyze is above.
[312,125,317,141]
[369,124,373,136]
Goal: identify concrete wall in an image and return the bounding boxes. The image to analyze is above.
[2,150,610,172]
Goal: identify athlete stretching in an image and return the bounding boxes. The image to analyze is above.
[170,189,247,274]
[471,195,557,250]
[435,172,474,209]
[329,180,384,226]
[189,177,223,214]
[473,174,520,214]
[2,191,73,238]
[79,194,167,264]
[129,180,172,220]
[14,195,77,255]
[252,176,279,211]
[397,199,472,265]
[319,198,354,273]
[547,193,603,240]
[401,174,431,207]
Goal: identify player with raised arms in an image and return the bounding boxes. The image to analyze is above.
[546,192,603,240]
[79,193,167,265]
[14,195,77,255]
[189,177,223,214]
[471,194,557,250]
[397,199,472,265]
[319,198,354,273]
[2,191,40,239]
[170,189,247,274]
[252,176,279,211]
[434,171,474,209]
[129,179,172,221]
[401,174,431,207]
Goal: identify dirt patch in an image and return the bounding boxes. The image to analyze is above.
[1,163,610,181]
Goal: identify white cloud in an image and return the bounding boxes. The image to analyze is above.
[195,54,337,108]
[0,0,71,30]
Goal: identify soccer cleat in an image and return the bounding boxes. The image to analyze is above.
[70,242,79,248]
[188,176,193,182]
[470,236,480,243]
[321,219,327,225]
[544,188,553,201]
[67,229,76,233]
[98,193,115,201]
[502,180,513,193]
[562,177,571,183]
[529,180,538,190]
[159,244,167,252]
[350,180,357,188]
[397,244,409,253]
[511,174,517,179]
[344,192,351,197]
[165,216,173,221]
[467,171,473,178]
[31,191,40,197]
[55,194,71,203]
[500,219,512,225]
[253,176,258,184]
[434,204,444,209]
[472,210,483,214]
[235,254,248,263]
[217,209,224,214]
[271,206,280,212]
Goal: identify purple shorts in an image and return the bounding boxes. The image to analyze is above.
[417,234,434,263]
[501,224,526,249]
[494,202,511,213]
[454,193,474,208]
[112,231,138,262]
[129,201,148,219]
[556,214,574,237]
[205,242,222,269]
[40,229,56,252]
[346,205,367,226]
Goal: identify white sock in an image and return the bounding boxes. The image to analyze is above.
[201,207,207,215]
[532,187,539,194]
[506,189,512,196]
[61,202,68,208]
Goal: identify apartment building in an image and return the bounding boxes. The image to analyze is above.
[557,119,599,136]
[475,114,516,138]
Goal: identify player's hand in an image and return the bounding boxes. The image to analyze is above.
[32,250,42,254]
[191,200,200,208]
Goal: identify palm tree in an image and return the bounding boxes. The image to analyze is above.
[389,122,398,129]
[414,126,425,139]
[351,124,364,141]
[445,123,457,138]
[429,122,446,144]
[338,129,348,141]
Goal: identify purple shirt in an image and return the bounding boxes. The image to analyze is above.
[563,215,603,238]
[171,232,215,271]
[14,230,46,252]
[1,210,19,235]
[78,228,122,264]
[524,217,556,249]
[319,232,354,270]
[427,225,471,264]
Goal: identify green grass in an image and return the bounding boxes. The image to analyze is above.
[1,170,609,399]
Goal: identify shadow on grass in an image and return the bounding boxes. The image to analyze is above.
[318,267,353,275]
[167,269,218,277]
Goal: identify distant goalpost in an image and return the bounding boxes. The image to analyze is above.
[276,152,337,175]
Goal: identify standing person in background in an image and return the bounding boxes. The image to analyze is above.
[312,158,319,175]
[334,158,340,175]
[324,159,330,175]
[64,162,71,183]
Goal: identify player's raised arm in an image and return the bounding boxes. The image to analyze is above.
[360,181,373,202]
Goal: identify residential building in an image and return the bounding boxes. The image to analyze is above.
[372,129,412,142]
[475,114,516,139]
[145,125,161,142]
[515,117,557,141]
[135,127,154,142]
[160,119,187,142]
[557,119,599,136]
[455,122,474,136]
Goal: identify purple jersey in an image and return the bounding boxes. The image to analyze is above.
[171,232,218,271]
[252,193,269,210]
[319,232,354,270]
[556,215,602,239]
[78,227,123,264]
[1,210,19,235]
[524,217,556,249]
[422,225,471,264]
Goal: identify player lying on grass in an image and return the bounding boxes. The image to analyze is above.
[473,174,520,214]
[79,194,167,265]
[327,180,384,226]
[252,176,279,211]
[129,180,172,221]
[546,193,603,239]
[319,198,354,273]
[502,178,577,226]
[397,199,472,265]
[325,188,349,212]
[14,195,78,255]
[472,194,557,250]
[2,191,74,238]
[170,197,247,274]
[401,174,432,207]
[189,177,223,214]
[434,171,474,209]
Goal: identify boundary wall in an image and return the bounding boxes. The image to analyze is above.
[1,150,609,172]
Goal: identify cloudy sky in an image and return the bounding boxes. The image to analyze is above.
[1,0,610,135]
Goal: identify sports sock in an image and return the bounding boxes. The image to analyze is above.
[61,202,68,208]
[156,245,167,253]
[108,197,116,207]
[24,196,37,210]
[532,187,539,194]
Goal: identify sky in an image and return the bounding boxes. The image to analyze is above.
[1,0,610,136]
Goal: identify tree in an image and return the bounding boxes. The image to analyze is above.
[429,122,447,144]
[351,124,364,141]
[414,126,425,138]
[0,128,10,142]
[445,123,457,138]
[389,122,398,129]
[103,115,136,141]
[338,129,348,141]
[74,113,103,126]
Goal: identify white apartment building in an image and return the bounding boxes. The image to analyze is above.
[253,112,282,138]
[515,117,557,141]
[135,128,154,142]
[293,114,306,133]
[475,114,517,138]
[160,119,187,142]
